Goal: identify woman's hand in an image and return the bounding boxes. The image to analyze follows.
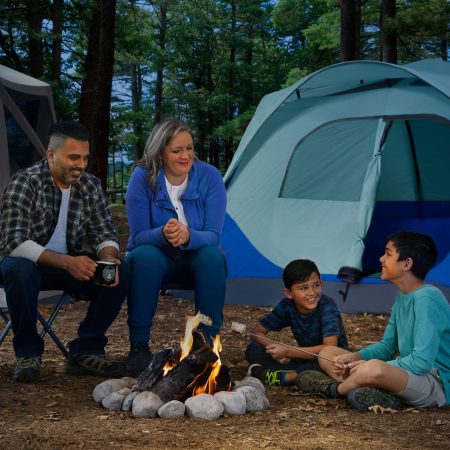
[163,218,190,247]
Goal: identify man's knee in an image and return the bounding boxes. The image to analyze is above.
[118,259,132,287]
[1,257,39,284]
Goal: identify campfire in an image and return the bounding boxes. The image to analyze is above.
[133,311,232,402]
[93,312,269,419]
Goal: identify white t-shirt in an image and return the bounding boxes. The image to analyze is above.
[165,176,189,226]
[45,186,70,254]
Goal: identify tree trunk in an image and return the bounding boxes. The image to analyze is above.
[51,0,63,85]
[354,0,361,60]
[79,0,116,188]
[440,33,447,61]
[154,0,168,125]
[340,0,357,61]
[27,0,44,77]
[131,63,144,159]
[381,0,397,63]
[225,0,237,167]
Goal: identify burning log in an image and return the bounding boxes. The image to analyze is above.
[189,364,231,396]
[133,346,180,392]
[150,345,219,403]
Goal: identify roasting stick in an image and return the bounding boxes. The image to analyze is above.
[197,315,349,368]
[230,321,349,368]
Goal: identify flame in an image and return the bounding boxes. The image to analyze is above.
[193,335,223,395]
[162,361,175,376]
[162,311,203,376]
[180,311,202,360]
[159,312,230,396]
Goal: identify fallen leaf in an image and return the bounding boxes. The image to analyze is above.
[318,418,334,426]
[368,405,398,414]
[45,401,58,407]
[96,415,110,420]
[402,407,421,414]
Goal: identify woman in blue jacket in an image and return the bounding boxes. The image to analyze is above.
[125,118,227,374]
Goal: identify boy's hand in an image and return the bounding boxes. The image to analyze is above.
[265,343,290,363]
[332,352,360,377]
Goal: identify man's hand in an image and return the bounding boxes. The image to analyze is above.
[66,255,98,281]
[163,218,190,247]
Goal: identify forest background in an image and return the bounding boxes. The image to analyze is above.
[1,0,449,196]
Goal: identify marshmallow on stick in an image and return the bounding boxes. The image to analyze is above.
[230,321,349,367]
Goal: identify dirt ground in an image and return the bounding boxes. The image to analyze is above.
[0,206,448,449]
[1,300,449,450]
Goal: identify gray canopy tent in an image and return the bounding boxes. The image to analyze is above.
[0,65,56,312]
[0,64,56,194]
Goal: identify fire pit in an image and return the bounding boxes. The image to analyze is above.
[93,312,269,419]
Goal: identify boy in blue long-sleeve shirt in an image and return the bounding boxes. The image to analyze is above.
[297,231,450,411]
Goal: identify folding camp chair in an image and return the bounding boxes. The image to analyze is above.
[0,286,72,358]
[160,281,194,298]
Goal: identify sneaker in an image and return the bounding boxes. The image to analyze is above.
[347,387,403,412]
[247,363,287,386]
[295,370,341,398]
[126,343,153,375]
[12,356,42,382]
[66,354,126,377]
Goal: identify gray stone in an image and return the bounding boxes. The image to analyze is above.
[214,391,246,416]
[92,379,129,403]
[132,391,163,418]
[185,394,224,420]
[233,376,266,393]
[158,400,186,419]
[101,391,127,411]
[235,386,269,412]
[121,377,137,388]
[122,391,139,412]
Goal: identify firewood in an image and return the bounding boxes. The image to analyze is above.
[133,346,180,392]
[150,346,218,403]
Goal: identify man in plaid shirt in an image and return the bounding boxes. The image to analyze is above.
[0,121,131,382]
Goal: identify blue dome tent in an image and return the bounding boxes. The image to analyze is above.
[222,59,450,313]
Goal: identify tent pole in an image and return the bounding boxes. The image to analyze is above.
[405,120,424,219]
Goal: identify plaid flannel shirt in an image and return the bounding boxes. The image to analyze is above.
[0,158,118,262]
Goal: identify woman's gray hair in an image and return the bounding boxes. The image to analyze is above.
[137,118,195,189]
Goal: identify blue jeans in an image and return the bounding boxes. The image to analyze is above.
[245,342,321,373]
[126,245,227,343]
[0,256,131,358]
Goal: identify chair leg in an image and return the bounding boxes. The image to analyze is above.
[0,319,12,345]
[38,292,71,358]
[0,291,71,357]
[0,307,10,322]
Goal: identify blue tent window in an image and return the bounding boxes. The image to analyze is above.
[280,119,379,201]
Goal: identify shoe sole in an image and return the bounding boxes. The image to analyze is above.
[12,373,41,382]
[246,364,263,377]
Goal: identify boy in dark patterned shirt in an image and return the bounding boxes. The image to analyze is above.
[246,259,348,386]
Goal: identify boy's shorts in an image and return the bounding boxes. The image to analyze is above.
[396,368,446,408]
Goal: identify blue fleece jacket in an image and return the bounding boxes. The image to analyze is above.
[359,284,450,405]
[126,161,226,252]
